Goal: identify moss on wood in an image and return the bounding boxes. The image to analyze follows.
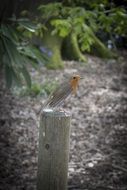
[42,30,64,69]
[91,33,117,58]
[62,32,87,62]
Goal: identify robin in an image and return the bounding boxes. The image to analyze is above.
[40,74,81,112]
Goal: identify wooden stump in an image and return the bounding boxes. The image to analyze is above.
[37,110,71,190]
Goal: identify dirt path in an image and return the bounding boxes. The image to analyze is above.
[0,55,127,190]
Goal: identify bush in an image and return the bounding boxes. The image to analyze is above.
[0,17,48,88]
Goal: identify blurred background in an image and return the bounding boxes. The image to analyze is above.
[0,0,127,190]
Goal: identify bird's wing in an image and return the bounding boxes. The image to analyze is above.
[44,82,72,108]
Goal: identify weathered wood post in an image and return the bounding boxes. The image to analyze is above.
[37,110,71,190]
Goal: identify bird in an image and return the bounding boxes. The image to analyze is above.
[40,74,81,113]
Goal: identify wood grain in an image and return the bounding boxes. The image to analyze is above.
[37,110,71,190]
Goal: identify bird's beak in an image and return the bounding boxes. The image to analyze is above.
[80,77,84,79]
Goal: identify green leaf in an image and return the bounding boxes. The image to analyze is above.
[0,38,4,67]
[38,3,62,18]
[21,65,31,88]
[5,64,22,87]
[1,35,22,66]
[50,19,71,37]
[1,24,20,44]
[17,18,38,32]
[19,45,48,63]
[11,67,22,86]
[2,36,16,65]
[5,65,13,88]
[51,29,58,36]
[23,56,39,69]
[0,21,48,88]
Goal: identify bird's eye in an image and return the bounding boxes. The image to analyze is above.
[73,76,76,79]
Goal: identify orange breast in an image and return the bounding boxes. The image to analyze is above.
[70,79,79,94]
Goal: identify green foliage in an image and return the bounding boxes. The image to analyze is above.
[97,6,127,36]
[15,80,58,97]
[0,18,48,88]
[41,80,58,95]
[17,83,42,97]
[64,0,109,8]
[38,3,62,19]
[79,24,95,52]
[50,19,71,37]
[83,2,127,47]
[38,2,127,53]
[39,3,97,53]
[18,44,48,65]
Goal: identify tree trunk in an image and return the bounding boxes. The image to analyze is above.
[62,32,87,62]
[42,30,64,69]
[91,35,117,58]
